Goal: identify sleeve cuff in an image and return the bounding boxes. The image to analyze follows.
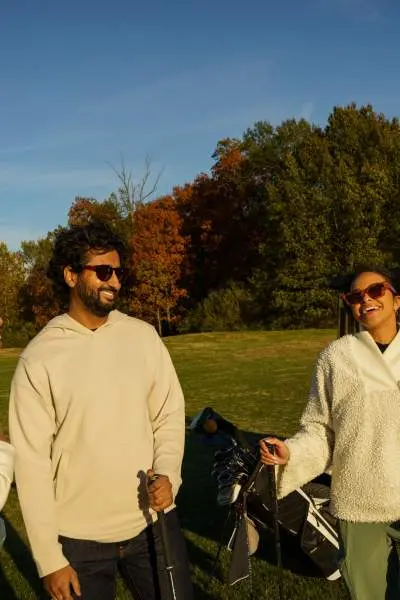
[36,548,70,578]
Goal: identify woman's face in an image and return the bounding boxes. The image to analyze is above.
[350,271,399,333]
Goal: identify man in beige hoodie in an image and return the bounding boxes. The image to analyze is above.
[9,223,193,600]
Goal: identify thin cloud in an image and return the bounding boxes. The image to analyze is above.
[154,103,283,139]
[79,56,272,119]
[0,165,116,191]
[0,130,105,155]
[0,224,47,251]
[316,0,382,22]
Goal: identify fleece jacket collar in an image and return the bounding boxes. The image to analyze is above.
[352,329,400,391]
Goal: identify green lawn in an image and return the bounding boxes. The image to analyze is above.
[0,331,350,599]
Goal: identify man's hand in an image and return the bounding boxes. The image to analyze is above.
[146,469,173,512]
[43,565,81,600]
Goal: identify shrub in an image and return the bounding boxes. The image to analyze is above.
[179,282,257,332]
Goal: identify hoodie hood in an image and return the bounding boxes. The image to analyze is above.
[43,310,127,335]
[21,310,129,359]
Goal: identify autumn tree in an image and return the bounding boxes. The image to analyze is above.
[0,243,25,321]
[19,231,63,330]
[130,196,187,334]
[174,138,266,309]
[69,196,121,227]
[0,243,37,346]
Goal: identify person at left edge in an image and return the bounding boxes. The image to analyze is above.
[0,427,14,549]
[9,222,194,600]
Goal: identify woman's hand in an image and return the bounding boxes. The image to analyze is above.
[259,437,290,466]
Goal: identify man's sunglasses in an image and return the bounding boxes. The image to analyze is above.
[81,265,125,282]
[341,281,396,306]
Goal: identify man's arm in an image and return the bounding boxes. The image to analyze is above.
[147,331,185,501]
[8,357,69,577]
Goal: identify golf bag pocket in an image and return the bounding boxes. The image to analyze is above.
[228,516,259,556]
[255,466,309,535]
[299,501,340,580]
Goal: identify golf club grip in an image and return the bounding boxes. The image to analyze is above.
[157,510,174,566]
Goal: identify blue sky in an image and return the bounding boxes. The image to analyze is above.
[1,0,399,249]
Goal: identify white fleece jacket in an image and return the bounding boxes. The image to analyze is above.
[0,441,14,510]
[9,311,185,577]
[278,329,400,523]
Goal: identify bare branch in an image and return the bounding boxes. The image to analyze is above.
[107,155,164,217]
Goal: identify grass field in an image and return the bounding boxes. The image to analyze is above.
[0,331,351,599]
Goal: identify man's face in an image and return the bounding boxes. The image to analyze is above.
[74,249,122,318]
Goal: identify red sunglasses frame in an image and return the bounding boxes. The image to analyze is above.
[341,281,396,306]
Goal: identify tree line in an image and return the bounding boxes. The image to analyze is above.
[2,103,400,346]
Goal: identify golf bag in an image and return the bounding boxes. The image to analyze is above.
[190,407,341,589]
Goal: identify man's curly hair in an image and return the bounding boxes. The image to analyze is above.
[47,222,127,303]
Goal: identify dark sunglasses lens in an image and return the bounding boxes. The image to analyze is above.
[115,268,124,281]
[95,266,113,281]
[367,283,386,299]
[345,291,363,305]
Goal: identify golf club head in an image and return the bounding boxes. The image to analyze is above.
[217,483,242,506]
[214,447,236,461]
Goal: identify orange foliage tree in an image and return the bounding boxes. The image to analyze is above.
[130,196,187,334]
[19,231,63,330]
[174,138,265,303]
[68,196,131,240]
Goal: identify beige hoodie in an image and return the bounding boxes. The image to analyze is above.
[9,311,185,577]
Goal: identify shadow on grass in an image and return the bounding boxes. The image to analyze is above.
[1,517,46,600]
[0,565,19,600]
[2,493,217,600]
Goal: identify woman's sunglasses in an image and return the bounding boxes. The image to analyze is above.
[82,265,125,282]
[341,281,396,306]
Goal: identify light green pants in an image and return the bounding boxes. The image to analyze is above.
[339,521,400,600]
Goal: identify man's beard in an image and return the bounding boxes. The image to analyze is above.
[76,279,118,318]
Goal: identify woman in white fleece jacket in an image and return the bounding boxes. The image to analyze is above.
[260,267,400,600]
[0,430,14,548]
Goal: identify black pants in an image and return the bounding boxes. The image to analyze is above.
[59,509,194,600]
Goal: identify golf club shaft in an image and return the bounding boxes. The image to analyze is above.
[157,510,178,600]
[148,473,178,600]
[267,444,284,600]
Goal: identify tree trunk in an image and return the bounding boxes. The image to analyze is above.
[157,308,162,337]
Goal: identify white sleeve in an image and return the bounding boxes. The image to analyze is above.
[0,441,14,510]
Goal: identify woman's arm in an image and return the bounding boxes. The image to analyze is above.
[261,351,335,498]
